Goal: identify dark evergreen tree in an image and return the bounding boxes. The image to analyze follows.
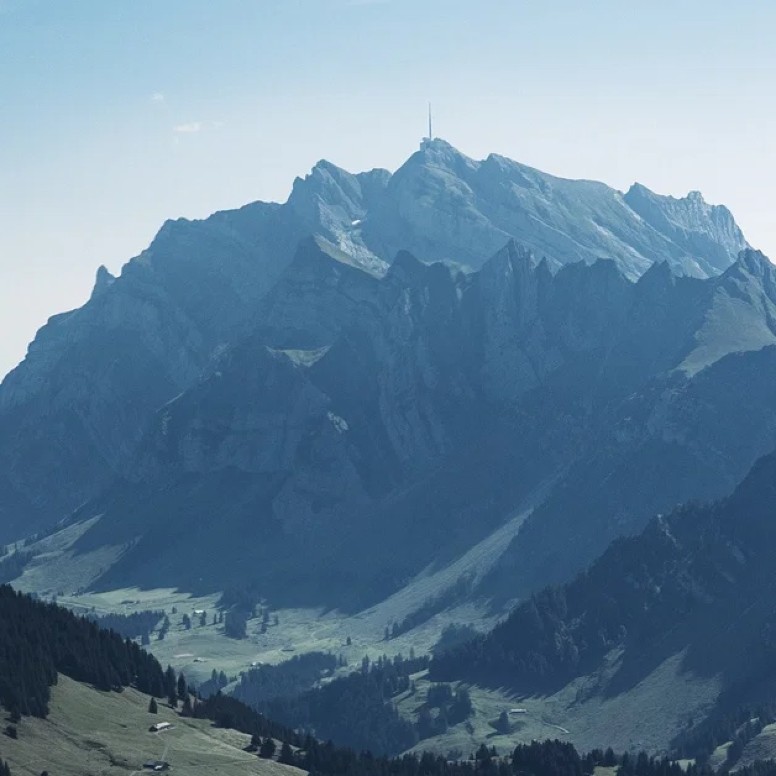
[164,666,176,697]
[177,672,188,701]
[259,737,276,759]
[225,610,247,639]
[0,585,166,719]
[279,741,294,764]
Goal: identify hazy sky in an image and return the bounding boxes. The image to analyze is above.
[2,0,776,379]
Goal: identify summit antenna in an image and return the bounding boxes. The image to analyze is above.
[428,102,433,140]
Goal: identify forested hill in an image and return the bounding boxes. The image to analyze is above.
[430,448,776,715]
[0,584,166,716]
[196,690,720,776]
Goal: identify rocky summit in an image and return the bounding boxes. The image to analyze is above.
[0,141,763,612]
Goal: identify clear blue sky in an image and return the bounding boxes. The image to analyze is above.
[2,0,775,377]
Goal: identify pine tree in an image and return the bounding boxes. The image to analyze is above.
[279,741,295,765]
[177,672,187,701]
[259,737,276,759]
[164,666,176,697]
[148,697,158,714]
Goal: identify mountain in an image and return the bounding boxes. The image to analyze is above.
[429,445,776,755]
[359,141,747,277]
[9,238,776,614]
[0,140,758,610]
[483,247,776,600]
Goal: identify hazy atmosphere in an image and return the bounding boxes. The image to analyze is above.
[7,3,776,774]
[2,0,776,377]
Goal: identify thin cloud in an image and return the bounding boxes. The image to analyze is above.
[151,92,165,103]
[173,122,202,134]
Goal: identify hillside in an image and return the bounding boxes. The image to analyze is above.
[1,675,304,776]
[429,447,776,752]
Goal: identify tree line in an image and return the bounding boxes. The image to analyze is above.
[0,584,167,717]
[233,652,338,705]
[88,609,164,641]
[193,690,754,776]
[257,653,429,755]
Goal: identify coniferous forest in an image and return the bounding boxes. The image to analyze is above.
[255,653,431,755]
[5,568,776,776]
[0,584,167,717]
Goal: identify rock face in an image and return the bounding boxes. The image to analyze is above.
[0,140,764,609]
[23,244,776,611]
[624,183,747,276]
[359,140,749,278]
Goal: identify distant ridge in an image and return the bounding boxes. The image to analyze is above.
[0,140,765,617]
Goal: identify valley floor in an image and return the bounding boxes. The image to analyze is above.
[9,502,723,760]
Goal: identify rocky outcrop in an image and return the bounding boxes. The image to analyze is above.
[624,183,749,276]
[42,243,776,611]
[0,141,762,606]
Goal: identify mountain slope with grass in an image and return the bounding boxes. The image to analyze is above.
[430,447,776,753]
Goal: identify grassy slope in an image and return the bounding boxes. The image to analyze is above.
[395,650,719,758]
[0,675,304,776]
[731,723,776,771]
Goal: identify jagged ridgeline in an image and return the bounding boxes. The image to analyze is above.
[2,140,772,613]
[0,585,165,716]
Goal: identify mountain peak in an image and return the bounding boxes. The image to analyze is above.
[419,136,456,153]
[289,159,362,208]
[387,250,427,286]
[635,258,676,293]
[624,182,749,276]
[89,265,116,299]
[736,247,773,276]
[409,137,476,174]
[480,239,540,282]
[502,238,536,264]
